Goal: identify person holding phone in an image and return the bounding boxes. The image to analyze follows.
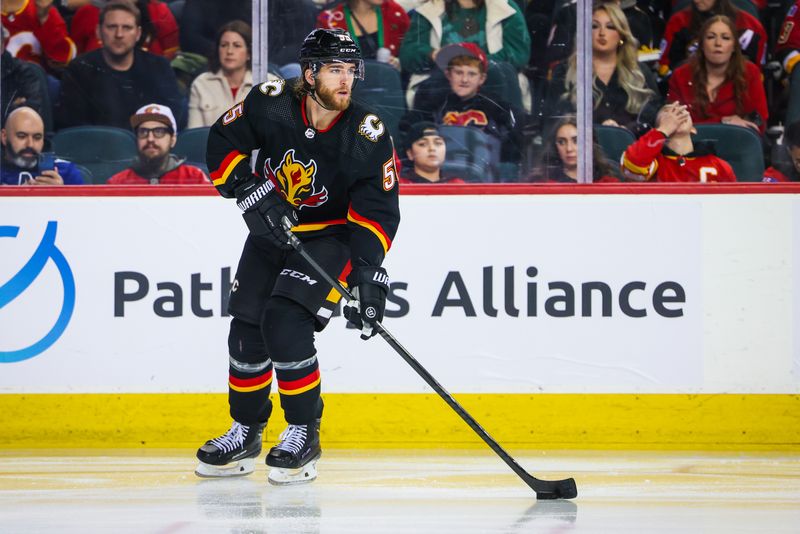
[1,106,84,185]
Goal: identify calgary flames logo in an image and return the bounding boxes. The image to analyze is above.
[442,110,489,127]
[264,150,328,209]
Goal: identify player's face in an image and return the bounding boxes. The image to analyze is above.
[313,62,356,111]
[555,124,578,171]
[445,64,486,99]
[1,114,44,169]
[407,135,446,173]
[591,9,620,55]
[135,120,175,162]
[693,0,716,12]
[219,31,249,73]
[702,21,735,67]
[99,9,142,58]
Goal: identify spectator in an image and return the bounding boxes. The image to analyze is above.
[179,0,251,59]
[107,103,208,184]
[56,0,185,130]
[399,0,530,105]
[545,2,660,137]
[774,1,800,79]
[763,120,800,182]
[658,0,766,78]
[316,0,410,69]
[70,0,180,59]
[621,102,736,182]
[1,29,47,123]
[188,20,253,128]
[268,0,320,68]
[526,114,620,183]
[544,0,659,69]
[400,121,465,183]
[1,107,83,185]
[1,0,76,71]
[409,42,520,162]
[666,15,767,134]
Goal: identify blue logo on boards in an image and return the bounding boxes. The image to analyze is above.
[0,221,75,363]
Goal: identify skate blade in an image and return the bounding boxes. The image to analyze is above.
[267,456,319,486]
[195,457,255,478]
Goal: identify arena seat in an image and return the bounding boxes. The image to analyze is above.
[786,66,800,126]
[439,125,501,182]
[693,123,765,181]
[352,60,406,139]
[174,127,210,172]
[52,126,137,183]
[72,163,94,185]
[596,125,635,165]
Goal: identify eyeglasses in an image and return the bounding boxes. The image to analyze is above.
[136,126,172,139]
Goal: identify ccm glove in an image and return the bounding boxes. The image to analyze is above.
[236,177,298,250]
[343,266,389,340]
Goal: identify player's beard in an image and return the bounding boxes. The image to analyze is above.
[315,83,351,111]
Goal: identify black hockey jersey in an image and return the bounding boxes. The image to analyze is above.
[207,78,400,269]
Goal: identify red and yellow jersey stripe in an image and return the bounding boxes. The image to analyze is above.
[346,207,392,255]
[210,150,247,187]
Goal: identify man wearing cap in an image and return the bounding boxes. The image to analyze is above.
[400,121,464,184]
[107,104,208,184]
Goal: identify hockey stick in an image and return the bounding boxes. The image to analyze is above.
[280,218,577,500]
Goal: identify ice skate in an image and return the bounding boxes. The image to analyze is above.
[266,419,321,485]
[195,421,265,478]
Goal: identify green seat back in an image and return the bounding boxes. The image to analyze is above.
[694,123,764,181]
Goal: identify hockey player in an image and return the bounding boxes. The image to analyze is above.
[196,28,400,485]
[621,102,736,182]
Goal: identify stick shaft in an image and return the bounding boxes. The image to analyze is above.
[281,223,576,499]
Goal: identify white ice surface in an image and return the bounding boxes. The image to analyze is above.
[0,449,798,533]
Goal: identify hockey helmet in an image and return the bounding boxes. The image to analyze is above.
[299,28,364,81]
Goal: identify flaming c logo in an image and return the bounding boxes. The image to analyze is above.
[442,110,489,127]
[264,150,328,210]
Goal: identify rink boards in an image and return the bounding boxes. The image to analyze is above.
[1,185,799,449]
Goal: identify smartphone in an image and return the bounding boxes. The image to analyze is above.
[38,152,56,172]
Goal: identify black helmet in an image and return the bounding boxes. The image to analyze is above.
[299,28,364,81]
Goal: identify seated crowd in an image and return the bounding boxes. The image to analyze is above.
[3,0,800,185]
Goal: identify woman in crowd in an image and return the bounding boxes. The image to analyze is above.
[316,0,410,69]
[667,15,767,134]
[658,0,766,77]
[546,2,660,137]
[70,0,179,59]
[187,20,253,129]
[526,115,620,183]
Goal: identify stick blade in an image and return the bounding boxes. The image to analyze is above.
[535,477,578,500]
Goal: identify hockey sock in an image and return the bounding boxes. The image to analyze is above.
[274,356,322,424]
[228,318,273,425]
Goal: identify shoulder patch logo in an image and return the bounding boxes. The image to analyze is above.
[358,114,385,143]
[258,79,285,96]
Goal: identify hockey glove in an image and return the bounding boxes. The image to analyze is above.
[343,266,389,340]
[236,177,298,250]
